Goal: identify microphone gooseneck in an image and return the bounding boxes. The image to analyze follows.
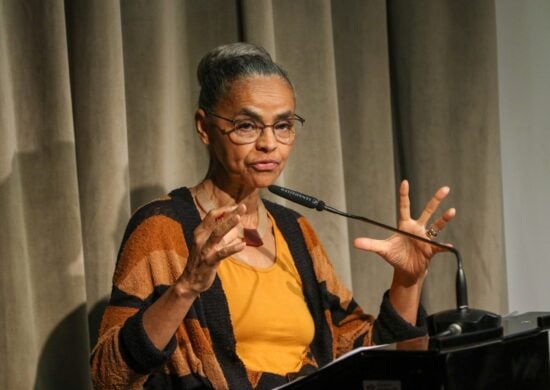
[268,184,468,309]
[268,184,501,340]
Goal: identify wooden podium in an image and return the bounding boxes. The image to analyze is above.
[278,312,550,389]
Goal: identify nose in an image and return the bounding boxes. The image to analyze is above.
[255,126,278,151]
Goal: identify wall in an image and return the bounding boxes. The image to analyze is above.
[496,1,550,312]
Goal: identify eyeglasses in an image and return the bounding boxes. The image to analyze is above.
[203,109,305,145]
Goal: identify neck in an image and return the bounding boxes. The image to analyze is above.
[202,176,261,218]
[194,177,269,246]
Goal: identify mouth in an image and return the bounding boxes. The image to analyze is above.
[250,160,280,171]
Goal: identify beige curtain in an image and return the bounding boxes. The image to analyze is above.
[0,0,505,388]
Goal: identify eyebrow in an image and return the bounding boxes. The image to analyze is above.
[236,108,294,121]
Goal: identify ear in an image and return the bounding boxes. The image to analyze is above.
[195,108,210,145]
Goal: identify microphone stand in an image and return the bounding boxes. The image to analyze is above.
[268,185,502,346]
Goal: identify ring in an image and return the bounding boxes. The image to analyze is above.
[426,226,439,239]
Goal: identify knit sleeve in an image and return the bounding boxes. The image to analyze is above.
[372,290,427,344]
[90,202,188,389]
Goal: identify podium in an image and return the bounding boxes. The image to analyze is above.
[279,312,550,389]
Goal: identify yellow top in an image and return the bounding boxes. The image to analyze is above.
[217,214,315,375]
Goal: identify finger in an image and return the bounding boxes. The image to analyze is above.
[203,203,246,230]
[222,223,245,244]
[430,207,456,232]
[203,203,246,239]
[212,239,246,262]
[187,237,246,286]
[209,213,243,243]
[200,232,245,266]
[194,204,246,264]
[353,237,387,255]
[203,211,247,259]
[399,180,411,221]
[418,186,450,225]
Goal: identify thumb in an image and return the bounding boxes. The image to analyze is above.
[353,237,386,255]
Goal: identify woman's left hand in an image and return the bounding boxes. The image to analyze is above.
[354,180,456,286]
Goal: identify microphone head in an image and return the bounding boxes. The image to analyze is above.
[268,185,325,210]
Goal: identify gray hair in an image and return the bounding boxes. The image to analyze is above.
[197,42,293,112]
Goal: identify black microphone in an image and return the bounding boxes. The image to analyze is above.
[268,184,501,342]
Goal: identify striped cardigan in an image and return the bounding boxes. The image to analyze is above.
[91,187,426,389]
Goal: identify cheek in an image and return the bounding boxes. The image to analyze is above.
[211,140,250,170]
[278,144,293,164]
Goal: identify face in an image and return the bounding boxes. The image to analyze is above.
[196,75,296,191]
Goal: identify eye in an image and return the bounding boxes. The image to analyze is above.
[234,119,257,132]
[273,120,293,131]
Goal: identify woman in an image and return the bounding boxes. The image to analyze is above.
[91,43,455,389]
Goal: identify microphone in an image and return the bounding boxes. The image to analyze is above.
[268,184,501,343]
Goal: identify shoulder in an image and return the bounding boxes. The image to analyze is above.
[113,188,194,282]
[121,189,190,241]
[128,187,193,228]
[117,187,196,258]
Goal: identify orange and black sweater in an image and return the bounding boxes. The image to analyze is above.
[91,187,427,389]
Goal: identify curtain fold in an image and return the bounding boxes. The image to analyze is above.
[0,1,505,388]
[65,1,131,346]
[1,1,91,388]
[270,0,354,285]
[331,0,398,310]
[388,0,507,314]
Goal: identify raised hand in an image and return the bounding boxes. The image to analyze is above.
[354,180,456,286]
[179,204,247,293]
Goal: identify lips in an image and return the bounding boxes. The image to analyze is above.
[250,160,279,171]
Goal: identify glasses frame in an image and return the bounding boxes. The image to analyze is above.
[202,109,305,145]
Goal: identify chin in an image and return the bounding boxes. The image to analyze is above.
[248,172,280,189]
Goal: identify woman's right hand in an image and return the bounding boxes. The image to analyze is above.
[141,204,246,350]
[178,204,247,294]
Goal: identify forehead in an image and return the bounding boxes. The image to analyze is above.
[217,75,296,115]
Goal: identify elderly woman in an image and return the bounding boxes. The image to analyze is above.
[91,43,455,389]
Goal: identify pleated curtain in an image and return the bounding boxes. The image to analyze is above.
[0,1,505,388]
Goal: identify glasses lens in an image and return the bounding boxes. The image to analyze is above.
[273,119,300,144]
[231,119,260,143]
[227,116,304,145]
